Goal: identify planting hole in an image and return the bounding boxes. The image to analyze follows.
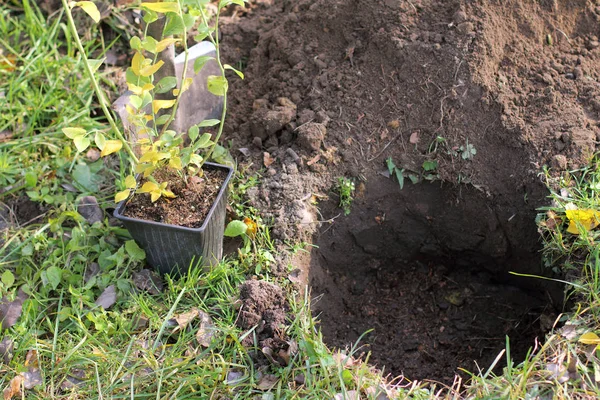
[309,177,560,383]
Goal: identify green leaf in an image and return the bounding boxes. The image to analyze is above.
[386,157,396,176]
[63,127,86,139]
[125,240,146,261]
[193,56,214,74]
[73,163,100,192]
[207,75,228,96]
[395,169,404,190]
[224,220,248,237]
[155,76,178,94]
[45,266,62,290]
[129,95,143,110]
[73,136,91,153]
[188,125,199,141]
[422,160,438,171]
[193,26,215,42]
[219,0,246,9]
[130,36,142,50]
[24,171,37,188]
[143,10,158,24]
[194,133,212,149]
[155,114,171,126]
[1,270,15,288]
[224,64,244,79]
[198,119,220,128]
[88,58,105,73]
[94,132,106,150]
[142,36,158,54]
[163,14,184,36]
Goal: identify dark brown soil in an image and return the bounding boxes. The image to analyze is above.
[123,168,228,228]
[237,280,288,346]
[184,0,600,383]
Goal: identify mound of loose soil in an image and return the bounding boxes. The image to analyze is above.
[237,280,287,346]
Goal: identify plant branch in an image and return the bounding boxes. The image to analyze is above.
[197,5,227,169]
[60,0,138,164]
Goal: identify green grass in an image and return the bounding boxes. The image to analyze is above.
[2,1,600,399]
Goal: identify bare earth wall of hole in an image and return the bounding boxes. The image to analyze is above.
[308,175,563,383]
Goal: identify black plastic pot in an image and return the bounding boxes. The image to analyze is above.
[114,162,234,276]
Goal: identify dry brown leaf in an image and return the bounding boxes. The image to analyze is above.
[174,308,199,330]
[24,350,38,368]
[3,375,23,400]
[263,152,275,167]
[256,374,279,390]
[0,289,28,330]
[195,311,215,347]
[387,120,400,129]
[94,285,117,309]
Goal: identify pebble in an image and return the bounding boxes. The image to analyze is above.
[453,10,468,24]
[574,67,583,80]
[456,22,474,34]
[551,154,568,170]
[252,136,262,148]
[77,196,103,224]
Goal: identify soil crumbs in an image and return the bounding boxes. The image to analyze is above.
[123,168,228,228]
[316,258,549,384]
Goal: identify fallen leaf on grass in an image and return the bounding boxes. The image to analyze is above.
[565,205,600,234]
[195,311,216,347]
[3,375,23,400]
[132,269,164,295]
[94,285,116,309]
[226,371,245,385]
[173,308,199,330]
[0,289,28,329]
[0,337,14,364]
[263,152,275,167]
[334,390,360,400]
[578,332,600,345]
[256,374,278,390]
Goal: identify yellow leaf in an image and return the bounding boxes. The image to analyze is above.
[140,2,180,13]
[127,82,143,95]
[174,77,193,96]
[124,175,137,189]
[579,332,600,345]
[159,182,168,190]
[169,156,182,170]
[131,52,143,76]
[150,191,161,202]
[566,209,600,234]
[156,38,180,52]
[138,138,151,144]
[75,1,100,23]
[100,140,123,157]
[243,217,258,238]
[152,99,176,114]
[115,189,131,203]
[140,181,159,193]
[139,151,160,163]
[139,60,164,77]
[163,189,176,198]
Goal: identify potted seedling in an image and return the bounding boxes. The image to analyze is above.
[61,0,247,275]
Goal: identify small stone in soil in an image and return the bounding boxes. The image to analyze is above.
[77,196,103,224]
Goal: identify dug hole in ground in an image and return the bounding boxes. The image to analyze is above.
[216,0,600,385]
